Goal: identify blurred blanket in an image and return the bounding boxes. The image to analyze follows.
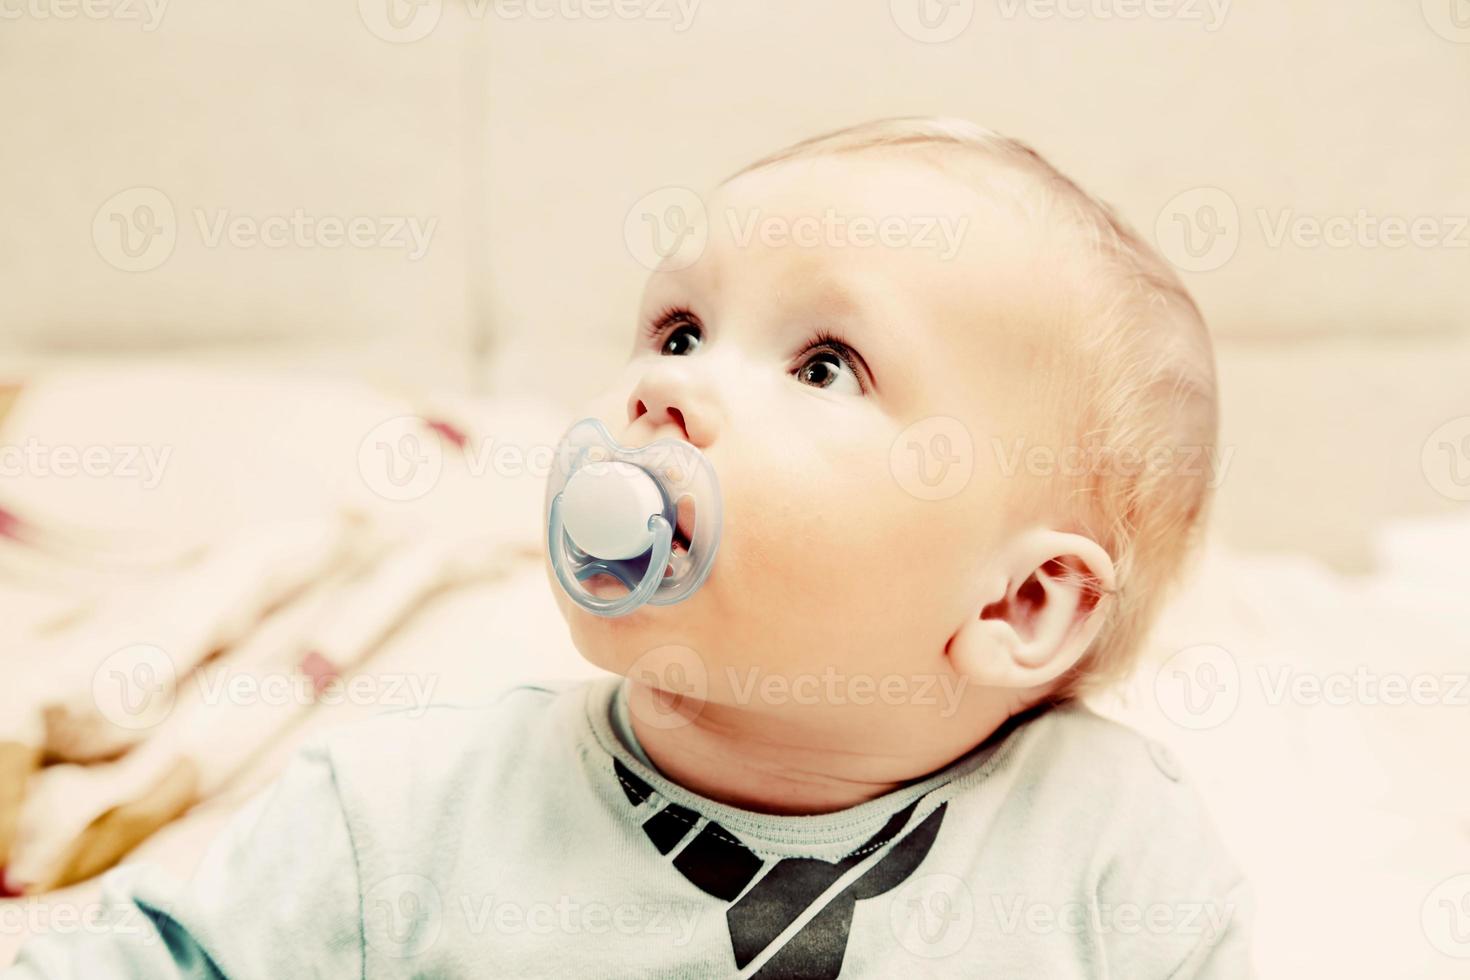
[0,369,567,894]
[4,519,520,892]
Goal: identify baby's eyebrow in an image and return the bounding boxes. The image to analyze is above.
[795,275,890,345]
[777,280,897,391]
[770,270,866,327]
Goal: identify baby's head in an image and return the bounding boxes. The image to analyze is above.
[552,118,1216,772]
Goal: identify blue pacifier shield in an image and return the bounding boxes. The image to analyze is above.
[545,418,722,617]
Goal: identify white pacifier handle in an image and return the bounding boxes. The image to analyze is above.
[547,493,672,617]
[545,417,722,618]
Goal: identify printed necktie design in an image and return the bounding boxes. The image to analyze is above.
[614,759,947,978]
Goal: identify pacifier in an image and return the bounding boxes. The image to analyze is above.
[545,418,722,617]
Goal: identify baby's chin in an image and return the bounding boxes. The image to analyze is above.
[548,571,703,674]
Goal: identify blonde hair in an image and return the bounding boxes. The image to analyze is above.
[729,118,1219,696]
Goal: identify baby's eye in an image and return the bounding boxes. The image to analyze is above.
[794,349,863,396]
[660,323,702,357]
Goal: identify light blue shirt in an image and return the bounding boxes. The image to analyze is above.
[6,679,1253,978]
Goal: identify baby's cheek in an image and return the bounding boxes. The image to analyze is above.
[729,478,916,610]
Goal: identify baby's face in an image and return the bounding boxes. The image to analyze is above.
[554,152,1073,755]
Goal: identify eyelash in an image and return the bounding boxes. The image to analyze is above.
[641,306,692,344]
[642,307,871,396]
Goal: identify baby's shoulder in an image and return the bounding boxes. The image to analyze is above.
[1000,705,1249,951]
[308,681,587,834]
[952,705,1252,972]
[1012,703,1232,847]
[322,680,573,762]
[1022,702,1198,796]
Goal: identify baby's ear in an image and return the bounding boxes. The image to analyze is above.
[948,530,1115,690]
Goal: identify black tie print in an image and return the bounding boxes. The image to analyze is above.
[613,759,947,978]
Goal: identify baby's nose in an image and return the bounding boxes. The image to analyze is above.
[626,365,719,449]
[628,393,700,447]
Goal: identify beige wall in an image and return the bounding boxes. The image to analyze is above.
[0,2,487,382]
[478,1,1470,378]
[2,0,1467,562]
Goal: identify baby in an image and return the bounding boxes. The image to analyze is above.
[7,119,1251,978]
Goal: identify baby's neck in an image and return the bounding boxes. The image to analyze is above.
[623,681,1021,815]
